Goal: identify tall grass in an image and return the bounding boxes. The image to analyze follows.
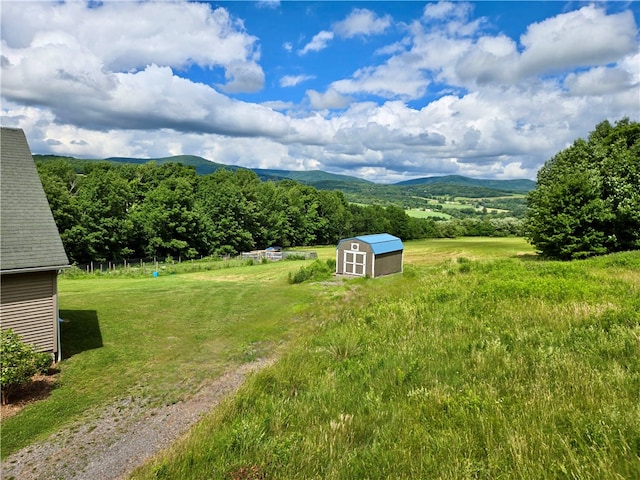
[131,250,640,479]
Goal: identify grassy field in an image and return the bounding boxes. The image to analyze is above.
[3,238,640,479]
[405,205,509,219]
[126,239,639,479]
[405,208,452,219]
[0,258,335,456]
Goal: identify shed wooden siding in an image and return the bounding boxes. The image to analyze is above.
[0,271,59,354]
[372,250,404,277]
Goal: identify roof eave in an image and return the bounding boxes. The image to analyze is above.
[1,264,71,275]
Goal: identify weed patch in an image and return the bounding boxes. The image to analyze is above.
[287,259,334,284]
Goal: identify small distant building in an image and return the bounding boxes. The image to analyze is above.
[0,127,70,361]
[241,247,317,261]
[336,233,404,277]
[265,246,282,261]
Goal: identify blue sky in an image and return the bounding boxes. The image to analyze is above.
[1,1,639,182]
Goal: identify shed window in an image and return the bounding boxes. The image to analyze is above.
[351,243,359,251]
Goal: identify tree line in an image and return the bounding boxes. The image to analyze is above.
[37,160,444,264]
[36,117,640,265]
[525,118,640,259]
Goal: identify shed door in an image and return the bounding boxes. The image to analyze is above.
[343,250,366,276]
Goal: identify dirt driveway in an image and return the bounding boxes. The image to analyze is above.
[2,358,273,480]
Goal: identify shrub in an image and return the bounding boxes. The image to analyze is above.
[284,253,307,261]
[34,351,54,374]
[288,259,334,284]
[0,329,52,404]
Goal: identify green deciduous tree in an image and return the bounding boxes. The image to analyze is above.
[37,158,474,262]
[254,181,293,248]
[284,183,326,247]
[349,204,391,236]
[37,160,85,263]
[37,160,80,235]
[525,119,640,259]
[195,170,255,255]
[73,163,134,262]
[315,190,352,245]
[131,169,205,259]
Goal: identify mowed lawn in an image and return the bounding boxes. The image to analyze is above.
[0,258,332,456]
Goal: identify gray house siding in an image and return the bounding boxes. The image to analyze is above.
[0,272,59,354]
[0,127,69,359]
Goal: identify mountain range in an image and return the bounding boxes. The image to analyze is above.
[34,154,536,200]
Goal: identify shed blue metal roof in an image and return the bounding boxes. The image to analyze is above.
[338,233,404,255]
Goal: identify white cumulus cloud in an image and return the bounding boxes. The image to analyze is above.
[280,74,315,88]
[298,30,334,55]
[1,1,638,183]
[565,65,638,96]
[299,7,392,55]
[306,88,352,110]
[333,8,392,38]
[0,1,264,95]
[518,6,638,78]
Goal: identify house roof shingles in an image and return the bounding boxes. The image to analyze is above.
[1,127,70,273]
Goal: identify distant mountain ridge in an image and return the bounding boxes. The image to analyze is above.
[34,154,535,194]
[396,175,535,193]
[102,155,375,184]
[105,155,228,175]
[251,168,374,185]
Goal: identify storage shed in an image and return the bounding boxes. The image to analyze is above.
[336,233,404,277]
[1,127,70,361]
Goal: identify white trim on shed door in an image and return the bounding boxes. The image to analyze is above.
[343,249,366,276]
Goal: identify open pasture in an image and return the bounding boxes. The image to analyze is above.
[403,236,534,264]
[3,238,639,480]
[405,208,452,219]
[130,241,639,479]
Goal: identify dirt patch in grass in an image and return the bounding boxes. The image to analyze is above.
[187,273,249,282]
[0,372,57,420]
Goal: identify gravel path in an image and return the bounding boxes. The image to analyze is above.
[2,358,274,480]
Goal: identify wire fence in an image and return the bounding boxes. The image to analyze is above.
[74,255,221,274]
[73,250,317,274]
